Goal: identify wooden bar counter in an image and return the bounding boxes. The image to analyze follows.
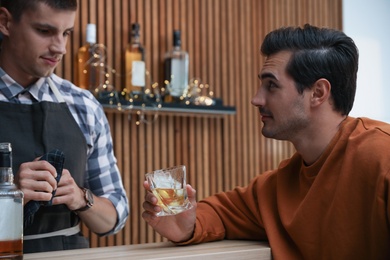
[24,240,271,260]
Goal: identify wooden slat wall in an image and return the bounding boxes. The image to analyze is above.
[55,0,342,247]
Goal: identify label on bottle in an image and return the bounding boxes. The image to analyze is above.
[131,61,146,87]
[0,198,23,240]
[170,59,188,97]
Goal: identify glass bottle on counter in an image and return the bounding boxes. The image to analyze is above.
[164,30,189,103]
[125,23,146,101]
[0,143,23,260]
[76,23,104,93]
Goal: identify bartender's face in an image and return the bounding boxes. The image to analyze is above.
[0,3,75,87]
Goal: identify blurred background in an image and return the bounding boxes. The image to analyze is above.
[344,0,390,122]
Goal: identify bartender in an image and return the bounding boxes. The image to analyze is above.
[0,0,129,253]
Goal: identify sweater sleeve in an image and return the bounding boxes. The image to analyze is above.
[178,173,270,245]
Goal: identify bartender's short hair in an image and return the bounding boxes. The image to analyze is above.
[0,0,77,22]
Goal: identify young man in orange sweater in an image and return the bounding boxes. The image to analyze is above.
[142,24,390,259]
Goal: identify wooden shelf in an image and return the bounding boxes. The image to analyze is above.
[101,101,236,117]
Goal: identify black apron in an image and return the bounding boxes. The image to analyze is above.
[0,80,89,252]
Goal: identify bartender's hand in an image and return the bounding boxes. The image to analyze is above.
[50,169,83,210]
[17,160,58,204]
[53,170,118,234]
[142,181,197,243]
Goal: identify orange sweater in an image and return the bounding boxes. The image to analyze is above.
[183,117,390,259]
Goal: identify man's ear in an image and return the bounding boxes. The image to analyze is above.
[0,7,12,36]
[310,78,331,107]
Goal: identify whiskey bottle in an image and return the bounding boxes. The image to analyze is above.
[76,24,104,93]
[164,30,189,103]
[0,143,23,259]
[125,23,146,101]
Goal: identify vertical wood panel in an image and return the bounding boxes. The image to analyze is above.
[64,0,342,247]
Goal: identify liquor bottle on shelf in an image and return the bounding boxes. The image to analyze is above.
[125,23,146,101]
[0,143,23,260]
[76,23,104,94]
[164,30,189,103]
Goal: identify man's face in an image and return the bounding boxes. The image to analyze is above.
[251,51,311,141]
[1,3,75,86]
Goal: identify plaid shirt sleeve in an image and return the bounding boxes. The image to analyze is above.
[50,75,129,235]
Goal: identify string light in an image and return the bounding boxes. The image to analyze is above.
[83,46,216,124]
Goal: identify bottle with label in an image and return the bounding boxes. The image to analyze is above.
[0,143,23,260]
[76,23,104,94]
[164,30,189,103]
[125,23,146,101]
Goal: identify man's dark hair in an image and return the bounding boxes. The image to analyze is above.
[1,0,77,22]
[261,24,359,116]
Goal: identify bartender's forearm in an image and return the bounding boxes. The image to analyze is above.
[77,196,118,234]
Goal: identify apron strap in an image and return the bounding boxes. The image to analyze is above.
[47,77,65,103]
[24,225,80,240]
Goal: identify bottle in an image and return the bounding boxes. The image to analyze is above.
[76,24,104,94]
[164,30,189,103]
[125,23,146,101]
[0,143,23,260]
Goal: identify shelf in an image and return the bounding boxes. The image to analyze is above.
[103,102,236,117]
[99,96,236,117]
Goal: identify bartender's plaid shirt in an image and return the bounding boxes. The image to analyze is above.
[0,69,129,235]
